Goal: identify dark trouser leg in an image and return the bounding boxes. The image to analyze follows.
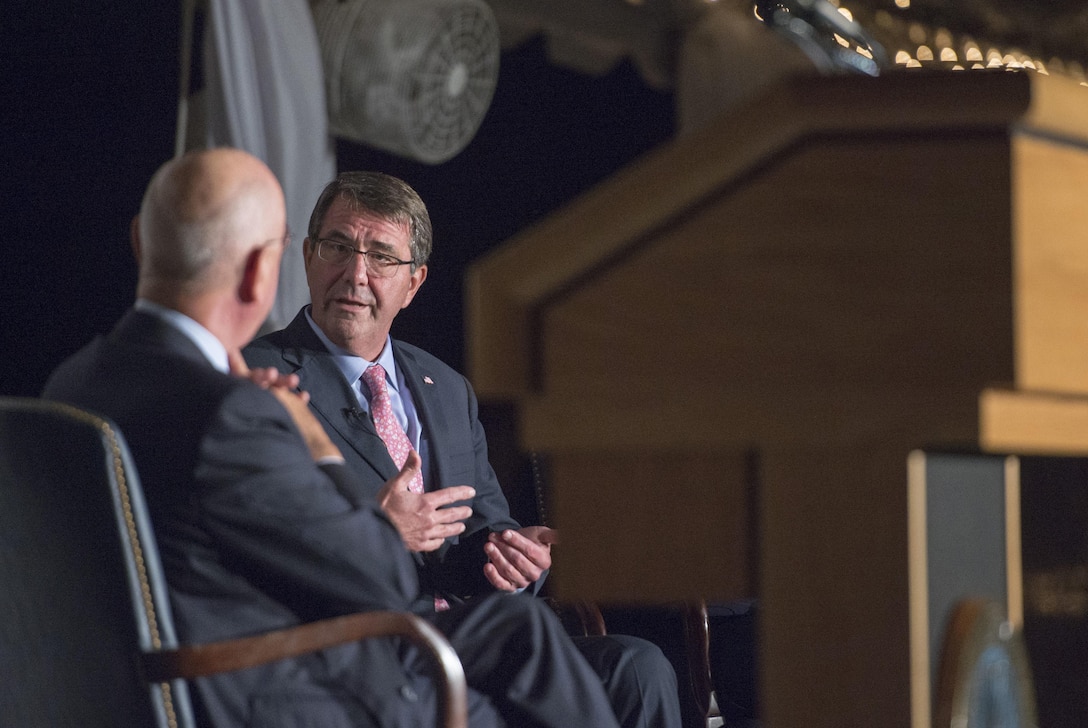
[572,633,683,728]
[431,593,621,728]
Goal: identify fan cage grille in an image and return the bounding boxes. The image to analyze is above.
[313,0,500,164]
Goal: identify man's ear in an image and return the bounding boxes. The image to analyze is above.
[301,237,315,273]
[239,244,280,304]
[129,215,142,264]
[401,264,428,310]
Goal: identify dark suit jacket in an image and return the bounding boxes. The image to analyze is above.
[244,309,528,612]
[42,310,430,727]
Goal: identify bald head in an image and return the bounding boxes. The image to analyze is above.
[133,148,288,349]
[136,148,286,297]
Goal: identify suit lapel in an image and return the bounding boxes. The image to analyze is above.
[393,342,462,566]
[392,342,451,491]
[277,313,399,482]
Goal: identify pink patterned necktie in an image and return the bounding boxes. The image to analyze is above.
[361,364,424,494]
[361,364,449,611]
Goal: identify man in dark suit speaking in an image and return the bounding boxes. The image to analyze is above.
[43,148,625,728]
[244,171,681,728]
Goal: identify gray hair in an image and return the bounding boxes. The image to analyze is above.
[307,171,432,268]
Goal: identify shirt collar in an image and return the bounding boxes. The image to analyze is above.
[135,298,230,373]
[303,306,398,392]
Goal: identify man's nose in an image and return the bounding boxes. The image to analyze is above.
[345,251,370,283]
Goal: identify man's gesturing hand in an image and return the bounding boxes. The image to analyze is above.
[377,452,475,553]
[484,526,559,592]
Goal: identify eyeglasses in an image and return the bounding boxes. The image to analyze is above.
[313,238,413,278]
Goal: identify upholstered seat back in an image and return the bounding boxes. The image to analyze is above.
[0,397,192,728]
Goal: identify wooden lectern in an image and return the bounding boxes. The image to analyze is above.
[466,70,1088,727]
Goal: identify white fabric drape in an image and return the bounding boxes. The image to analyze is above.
[201,0,336,331]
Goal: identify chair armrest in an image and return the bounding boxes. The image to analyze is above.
[572,600,607,637]
[681,599,714,719]
[544,597,608,637]
[139,611,467,728]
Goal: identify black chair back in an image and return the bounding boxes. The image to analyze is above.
[0,397,192,727]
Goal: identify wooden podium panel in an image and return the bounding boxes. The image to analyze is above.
[466,71,1088,727]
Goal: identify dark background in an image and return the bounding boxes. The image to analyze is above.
[2,3,675,398]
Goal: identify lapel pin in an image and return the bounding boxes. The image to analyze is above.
[423,376,435,385]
